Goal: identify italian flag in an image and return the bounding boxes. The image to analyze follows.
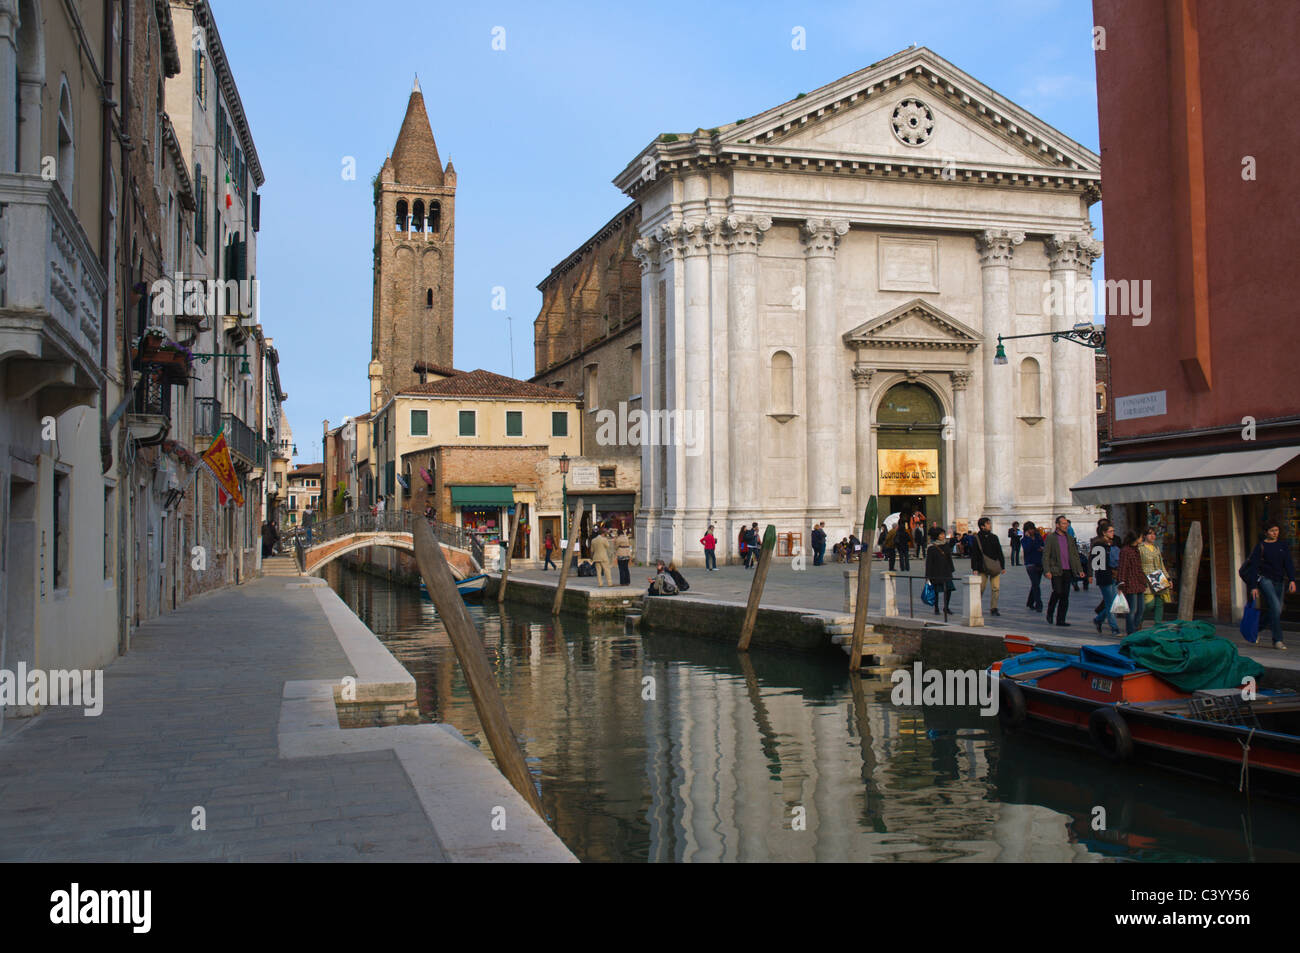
[225,170,232,209]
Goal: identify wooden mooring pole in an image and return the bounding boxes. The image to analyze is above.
[497,501,523,604]
[411,517,546,819]
[737,525,777,652]
[551,497,584,616]
[848,497,878,674]
[1177,520,1203,622]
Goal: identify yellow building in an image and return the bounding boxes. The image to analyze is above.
[372,368,579,561]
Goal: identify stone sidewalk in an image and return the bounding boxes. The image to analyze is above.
[0,576,572,862]
[511,555,1300,672]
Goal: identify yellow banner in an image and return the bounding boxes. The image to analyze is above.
[201,432,244,507]
[878,449,939,496]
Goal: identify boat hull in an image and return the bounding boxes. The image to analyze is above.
[1012,682,1300,801]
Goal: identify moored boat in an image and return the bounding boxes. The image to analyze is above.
[418,573,489,603]
[992,634,1300,800]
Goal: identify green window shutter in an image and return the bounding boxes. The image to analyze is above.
[552,411,568,437]
[410,409,428,436]
[459,410,476,437]
[506,411,522,437]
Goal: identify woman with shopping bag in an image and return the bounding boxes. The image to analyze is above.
[925,526,956,620]
[1090,521,1123,635]
[1137,525,1174,625]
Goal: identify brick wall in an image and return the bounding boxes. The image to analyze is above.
[427,445,549,521]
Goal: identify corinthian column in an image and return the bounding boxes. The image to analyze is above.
[724,215,770,540]
[950,370,973,529]
[632,236,659,563]
[681,218,714,560]
[1044,233,1102,514]
[852,363,875,535]
[802,219,850,517]
[977,228,1023,517]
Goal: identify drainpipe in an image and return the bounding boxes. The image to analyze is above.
[117,0,134,656]
[99,0,115,476]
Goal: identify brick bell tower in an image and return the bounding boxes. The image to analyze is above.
[370,76,456,410]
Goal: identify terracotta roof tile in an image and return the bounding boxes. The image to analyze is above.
[398,368,579,400]
[412,361,461,376]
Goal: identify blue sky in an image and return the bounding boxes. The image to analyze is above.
[214,0,1101,463]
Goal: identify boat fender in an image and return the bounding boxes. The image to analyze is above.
[997,677,1026,733]
[1088,707,1135,762]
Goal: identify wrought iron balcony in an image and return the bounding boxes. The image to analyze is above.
[222,412,258,468]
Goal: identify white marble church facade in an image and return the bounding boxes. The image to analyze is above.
[615,48,1102,565]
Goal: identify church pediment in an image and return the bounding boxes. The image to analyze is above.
[843,299,982,352]
[718,47,1100,176]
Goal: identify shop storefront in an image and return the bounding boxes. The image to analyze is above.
[450,485,516,546]
[1073,446,1300,625]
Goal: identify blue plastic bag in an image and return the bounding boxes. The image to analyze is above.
[1240,598,1260,644]
[921,581,936,607]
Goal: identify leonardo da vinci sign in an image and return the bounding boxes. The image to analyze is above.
[877,449,940,496]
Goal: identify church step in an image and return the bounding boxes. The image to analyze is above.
[830,633,888,648]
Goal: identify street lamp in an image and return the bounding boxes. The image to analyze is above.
[558,452,570,544]
[994,323,1106,365]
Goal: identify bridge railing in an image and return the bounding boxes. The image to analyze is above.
[285,509,483,568]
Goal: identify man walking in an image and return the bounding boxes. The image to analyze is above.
[615,527,632,585]
[812,522,827,566]
[1008,521,1023,566]
[591,528,614,587]
[971,517,1006,616]
[1044,515,1085,626]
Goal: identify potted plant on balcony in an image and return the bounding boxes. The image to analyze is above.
[133,325,194,384]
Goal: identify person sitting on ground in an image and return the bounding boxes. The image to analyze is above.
[647,559,679,595]
[667,561,690,592]
[846,533,861,562]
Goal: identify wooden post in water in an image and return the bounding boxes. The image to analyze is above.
[1177,520,1203,622]
[848,497,878,673]
[411,518,546,819]
[551,497,584,616]
[737,525,777,652]
[497,501,523,604]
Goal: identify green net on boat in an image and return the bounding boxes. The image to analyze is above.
[1121,620,1264,692]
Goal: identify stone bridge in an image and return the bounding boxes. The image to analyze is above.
[286,511,482,578]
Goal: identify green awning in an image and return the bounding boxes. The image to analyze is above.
[450,485,515,507]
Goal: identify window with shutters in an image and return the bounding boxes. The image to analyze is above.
[506,411,522,437]
[410,409,428,436]
[194,165,207,252]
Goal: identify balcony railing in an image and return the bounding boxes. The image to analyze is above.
[222,412,258,467]
[195,397,222,439]
[283,509,485,568]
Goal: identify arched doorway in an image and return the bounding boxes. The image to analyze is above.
[875,381,945,531]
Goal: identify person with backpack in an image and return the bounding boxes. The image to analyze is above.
[1244,519,1298,650]
[667,561,690,592]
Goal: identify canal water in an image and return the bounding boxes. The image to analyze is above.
[325,562,1300,863]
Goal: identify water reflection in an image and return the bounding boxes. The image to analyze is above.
[325,562,1299,863]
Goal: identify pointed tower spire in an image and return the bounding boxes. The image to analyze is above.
[390,83,442,185]
[413,73,421,93]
